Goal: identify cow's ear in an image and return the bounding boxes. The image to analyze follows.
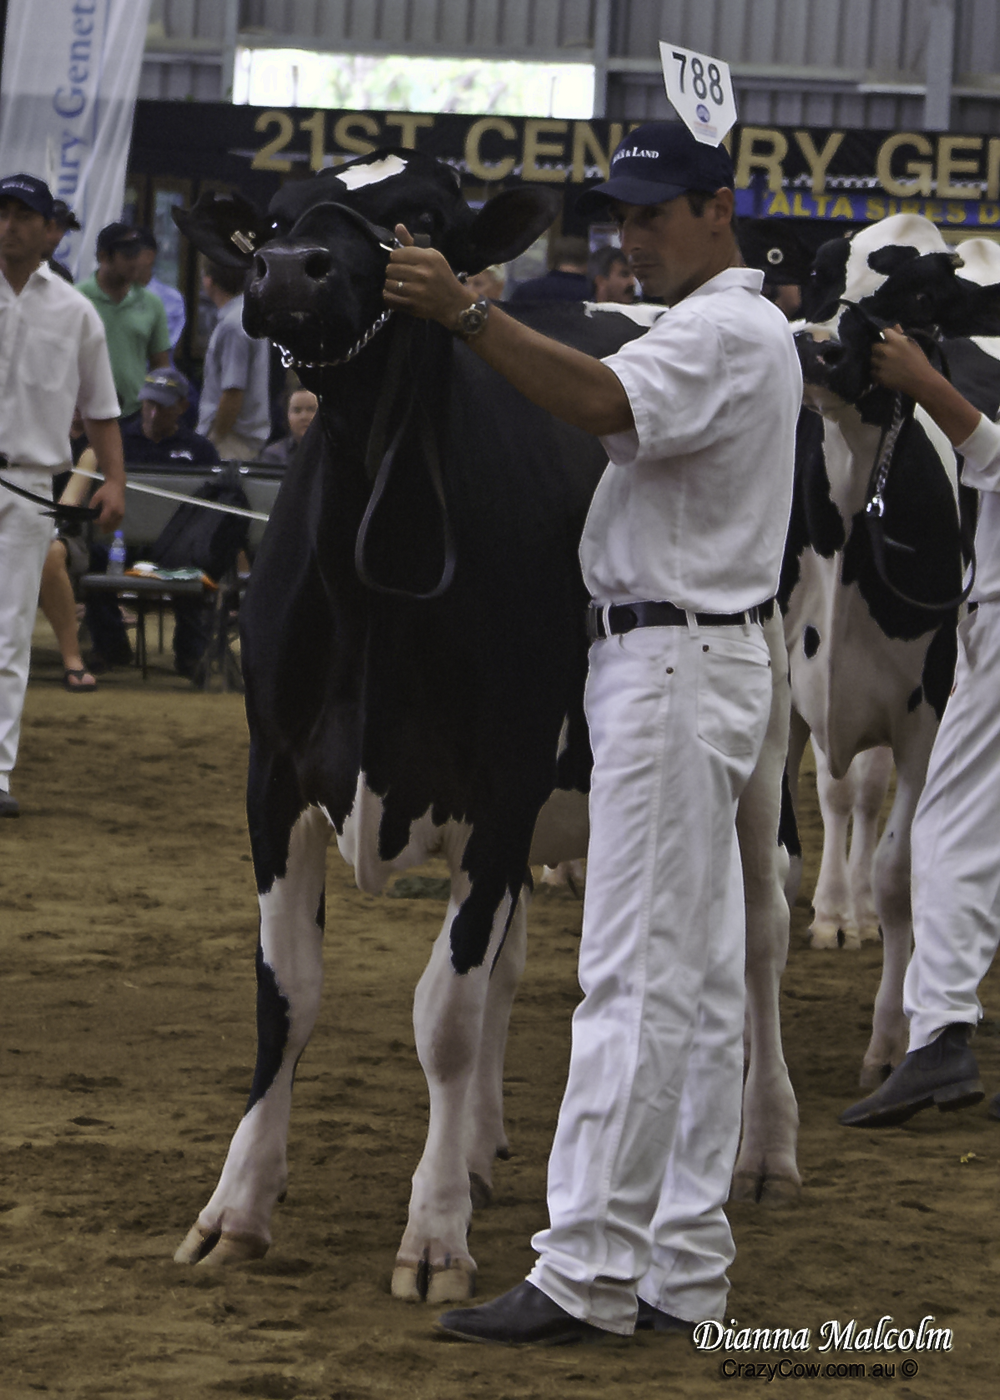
[172,191,270,271]
[867,245,921,278]
[941,278,1000,337]
[449,187,563,273]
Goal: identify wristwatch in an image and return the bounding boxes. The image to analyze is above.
[454,298,490,339]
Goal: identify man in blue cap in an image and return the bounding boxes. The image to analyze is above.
[0,173,123,816]
[383,121,802,1344]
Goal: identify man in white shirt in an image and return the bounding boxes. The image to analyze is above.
[382,123,802,1343]
[841,329,1000,1128]
[0,174,124,817]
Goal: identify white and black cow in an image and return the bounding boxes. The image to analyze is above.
[169,148,801,1299]
[787,215,1000,1085]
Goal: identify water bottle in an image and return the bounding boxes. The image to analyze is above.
[108,530,126,576]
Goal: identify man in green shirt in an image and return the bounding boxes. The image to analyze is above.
[78,222,171,418]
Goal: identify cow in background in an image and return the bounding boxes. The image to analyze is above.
[787,215,1000,1086]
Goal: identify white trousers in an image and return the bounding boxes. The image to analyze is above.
[0,472,55,787]
[529,620,773,1334]
[905,604,1000,1050]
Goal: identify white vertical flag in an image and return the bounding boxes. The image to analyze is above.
[0,0,153,281]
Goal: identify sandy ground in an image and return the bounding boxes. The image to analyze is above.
[2,619,999,1399]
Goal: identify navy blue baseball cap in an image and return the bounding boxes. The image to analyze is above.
[577,122,734,216]
[0,173,55,219]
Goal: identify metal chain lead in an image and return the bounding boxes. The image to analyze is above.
[277,307,395,371]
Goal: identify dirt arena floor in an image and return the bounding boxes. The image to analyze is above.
[2,619,999,1399]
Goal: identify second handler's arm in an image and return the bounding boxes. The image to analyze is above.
[384,226,634,438]
[872,328,981,447]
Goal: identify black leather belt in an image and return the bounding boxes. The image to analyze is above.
[586,598,775,642]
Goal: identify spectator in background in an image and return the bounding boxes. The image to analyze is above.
[260,385,318,467]
[589,246,637,304]
[464,264,506,301]
[508,236,590,304]
[133,226,186,352]
[197,261,271,460]
[124,368,219,467]
[79,222,171,419]
[588,243,635,303]
[42,200,80,283]
[39,464,99,692]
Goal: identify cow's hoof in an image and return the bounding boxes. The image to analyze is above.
[469,1172,492,1211]
[858,921,881,944]
[391,1254,476,1302]
[859,1061,893,1090]
[756,1174,802,1209]
[842,927,862,951]
[809,922,840,950]
[730,1171,801,1208]
[426,1261,477,1304]
[174,1224,268,1266]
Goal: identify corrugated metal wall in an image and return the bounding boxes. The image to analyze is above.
[140,0,1000,133]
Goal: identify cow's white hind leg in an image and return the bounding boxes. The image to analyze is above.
[732,613,801,1207]
[810,746,892,949]
[860,735,930,1087]
[392,872,523,1304]
[847,747,893,945]
[175,806,330,1266]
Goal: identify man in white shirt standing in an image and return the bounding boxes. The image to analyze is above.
[841,330,1000,1128]
[0,174,124,817]
[382,123,802,1343]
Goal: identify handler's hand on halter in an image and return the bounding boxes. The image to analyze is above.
[384,224,474,330]
[871,325,936,396]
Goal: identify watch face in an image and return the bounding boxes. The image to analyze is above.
[458,300,488,336]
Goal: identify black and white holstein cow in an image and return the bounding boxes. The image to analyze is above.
[169,148,799,1301]
[787,214,1000,1086]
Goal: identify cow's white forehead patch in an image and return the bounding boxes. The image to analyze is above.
[339,154,408,191]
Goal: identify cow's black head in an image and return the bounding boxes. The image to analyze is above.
[174,149,560,366]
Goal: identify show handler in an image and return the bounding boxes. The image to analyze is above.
[383,123,802,1343]
[0,174,124,818]
[841,328,1000,1128]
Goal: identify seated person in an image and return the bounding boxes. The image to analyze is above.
[87,371,220,670]
[260,385,318,466]
[123,369,220,466]
[39,463,99,691]
[507,236,590,304]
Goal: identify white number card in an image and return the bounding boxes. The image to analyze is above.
[659,42,737,147]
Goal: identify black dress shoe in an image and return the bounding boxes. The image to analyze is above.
[437,1281,605,1346]
[635,1297,696,1335]
[840,1023,984,1128]
[0,789,19,818]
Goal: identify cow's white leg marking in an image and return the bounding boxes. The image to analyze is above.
[860,732,932,1086]
[810,745,892,950]
[175,806,330,1266]
[733,612,801,1207]
[392,856,521,1304]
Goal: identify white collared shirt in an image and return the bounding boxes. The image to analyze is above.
[0,260,119,471]
[581,267,802,613]
[955,412,1000,602]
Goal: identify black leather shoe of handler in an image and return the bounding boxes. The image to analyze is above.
[437,1281,605,1346]
[635,1298,696,1336]
[839,1023,984,1128]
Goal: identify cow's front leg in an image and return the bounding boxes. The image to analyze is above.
[175,805,330,1265]
[392,877,521,1304]
[732,614,801,1206]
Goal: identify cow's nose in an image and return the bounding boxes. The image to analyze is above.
[303,250,333,281]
